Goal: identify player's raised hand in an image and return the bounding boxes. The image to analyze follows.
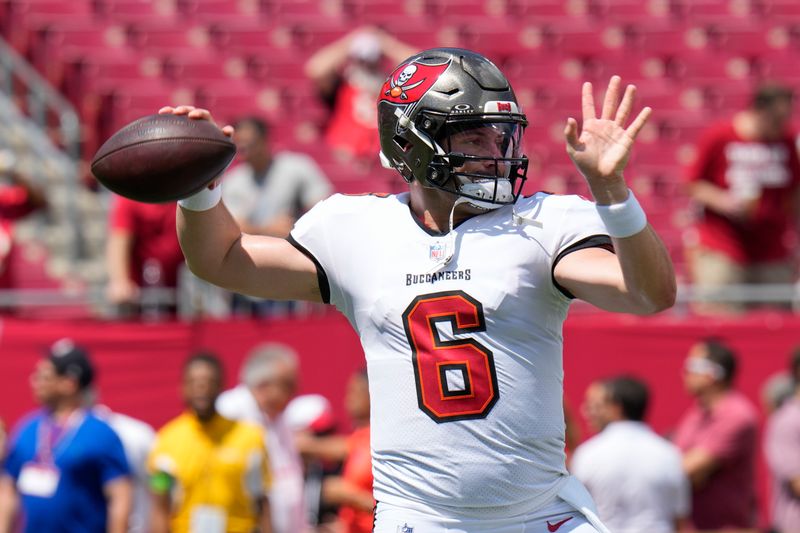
[158,105,234,138]
[564,76,651,202]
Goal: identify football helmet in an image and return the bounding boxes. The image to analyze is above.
[378,48,528,208]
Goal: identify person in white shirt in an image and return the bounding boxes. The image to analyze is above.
[572,377,689,533]
[93,405,155,533]
[216,343,307,533]
[170,47,675,532]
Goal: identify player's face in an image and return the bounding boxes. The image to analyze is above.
[30,360,59,406]
[445,123,520,179]
[235,123,269,165]
[183,361,222,420]
[250,360,298,419]
[581,383,613,432]
[682,344,717,395]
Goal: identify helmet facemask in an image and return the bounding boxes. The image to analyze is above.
[426,117,529,210]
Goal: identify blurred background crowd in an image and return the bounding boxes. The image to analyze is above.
[2,0,800,531]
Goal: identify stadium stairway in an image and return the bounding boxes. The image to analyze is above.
[0,90,106,318]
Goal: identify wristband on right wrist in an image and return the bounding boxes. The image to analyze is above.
[178,181,222,212]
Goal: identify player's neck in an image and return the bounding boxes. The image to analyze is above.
[409,183,474,233]
[50,398,82,421]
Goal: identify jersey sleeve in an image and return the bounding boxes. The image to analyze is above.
[1,420,34,480]
[288,194,347,309]
[97,421,131,485]
[546,195,614,299]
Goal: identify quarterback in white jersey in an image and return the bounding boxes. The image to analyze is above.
[169,48,676,532]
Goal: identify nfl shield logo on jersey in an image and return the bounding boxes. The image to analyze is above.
[430,243,445,261]
[396,524,414,533]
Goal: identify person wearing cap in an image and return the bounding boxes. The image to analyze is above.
[305,26,417,162]
[0,339,132,533]
[148,352,272,533]
[673,338,758,531]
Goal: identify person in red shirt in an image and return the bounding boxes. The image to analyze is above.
[673,338,758,531]
[305,27,417,164]
[685,83,800,313]
[106,196,184,317]
[295,370,373,533]
[0,151,46,294]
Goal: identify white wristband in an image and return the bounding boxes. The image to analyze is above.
[595,189,648,238]
[178,182,222,211]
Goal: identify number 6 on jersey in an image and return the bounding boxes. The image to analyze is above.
[402,290,499,423]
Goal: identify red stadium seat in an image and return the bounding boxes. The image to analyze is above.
[208,21,294,53]
[623,21,709,57]
[542,20,626,56]
[126,22,212,51]
[95,0,178,22]
[702,20,791,56]
[161,51,248,83]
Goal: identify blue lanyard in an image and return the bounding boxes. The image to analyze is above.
[36,410,85,464]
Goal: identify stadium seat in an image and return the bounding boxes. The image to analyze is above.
[702,20,790,56]
[161,52,248,83]
[94,0,178,21]
[126,22,212,51]
[208,20,295,53]
[542,20,625,55]
[623,21,709,57]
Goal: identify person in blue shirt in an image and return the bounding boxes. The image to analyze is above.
[0,339,132,533]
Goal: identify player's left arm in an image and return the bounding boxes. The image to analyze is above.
[556,76,676,315]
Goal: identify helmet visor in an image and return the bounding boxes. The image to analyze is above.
[441,121,524,179]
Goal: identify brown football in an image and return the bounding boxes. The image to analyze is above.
[91,114,236,203]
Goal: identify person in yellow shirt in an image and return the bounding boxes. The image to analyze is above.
[148,352,272,533]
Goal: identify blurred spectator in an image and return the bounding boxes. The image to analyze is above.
[0,339,132,533]
[106,196,184,318]
[221,116,332,317]
[0,149,46,296]
[685,83,800,314]
[296,369,373,533]
[305,27,416,163]
[285,394,339,530]
[765,346,800,533]
[674,338,758,530]
[223,117,332,238]
[90,397,155,533]
[216,343,306,533]
[572,376,689,533]
[761,370,796,416]
[148,352,272,533]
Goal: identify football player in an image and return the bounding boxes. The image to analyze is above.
[167,48,675,533]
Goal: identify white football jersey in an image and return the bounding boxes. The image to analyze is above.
[290,191,610,518]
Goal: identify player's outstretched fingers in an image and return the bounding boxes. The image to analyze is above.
[158,106,175,114]
[625,107,653,140]
[564,117,581,149]
[615,84,636,126]
[600,76,621,120]
[581,82,596,121]
[221,125,234,138]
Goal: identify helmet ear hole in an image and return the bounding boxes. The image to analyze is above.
[426,163,449,186]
